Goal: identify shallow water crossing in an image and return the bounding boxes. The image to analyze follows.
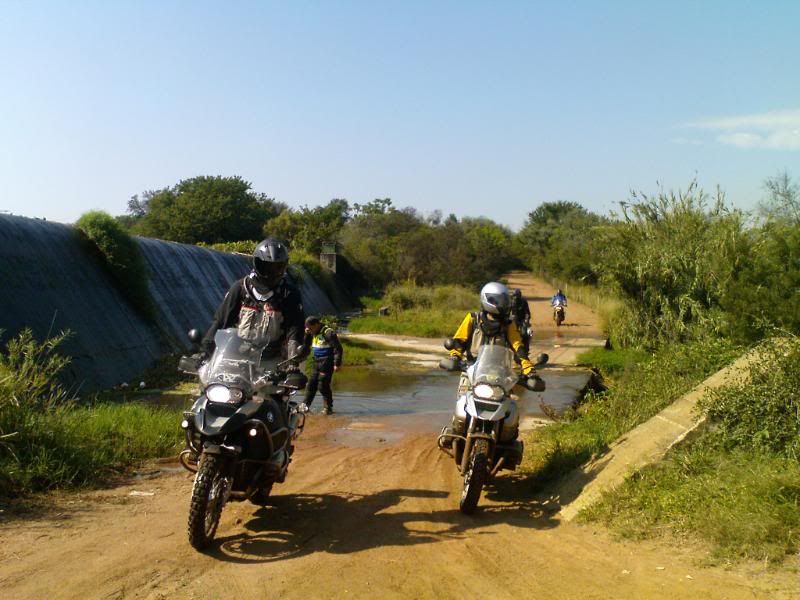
[326,366,593,447]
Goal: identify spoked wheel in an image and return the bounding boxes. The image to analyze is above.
[188,453,229,550]
[459,439,490,515]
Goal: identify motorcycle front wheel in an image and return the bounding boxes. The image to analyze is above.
[459,438,490,515]
[188,453,229,550]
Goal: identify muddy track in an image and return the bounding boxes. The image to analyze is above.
[0,273,797,599]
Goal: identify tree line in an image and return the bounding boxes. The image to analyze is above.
[117,172,800,349]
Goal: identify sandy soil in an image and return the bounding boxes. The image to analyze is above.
[1,273,797,599]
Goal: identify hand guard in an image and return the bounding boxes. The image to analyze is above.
[525,374,546,392]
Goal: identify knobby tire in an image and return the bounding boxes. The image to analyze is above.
[187,453,227,550]
[460,438,490,515]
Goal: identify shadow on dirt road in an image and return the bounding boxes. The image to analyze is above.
[211,486,558,563]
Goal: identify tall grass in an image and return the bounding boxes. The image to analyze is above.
[349,282,476,338]
[0,330,182,497]
[582,442,800,563]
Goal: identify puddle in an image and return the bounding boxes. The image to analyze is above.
[148,349,593,449]
[326,367,592,447]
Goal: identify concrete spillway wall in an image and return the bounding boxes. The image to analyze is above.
[0,214,339,392]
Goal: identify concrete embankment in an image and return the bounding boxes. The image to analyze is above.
[557,345,764,520]
[0,214,340,391]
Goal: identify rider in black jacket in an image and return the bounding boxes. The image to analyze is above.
[200,238,305,364]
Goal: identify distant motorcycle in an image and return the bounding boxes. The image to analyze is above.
[438,343,547,514]
[178,328,308,550]
[553,302,566,326]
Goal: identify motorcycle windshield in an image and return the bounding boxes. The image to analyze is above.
[204,328,263,389]
[471,345,518,391]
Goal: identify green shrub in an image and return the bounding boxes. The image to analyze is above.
[0,330,182,497]
[581,337,800,563]
[201,240,257,254]
[700,337,800,459]
[75,211,155,320]
[595,183,746,348]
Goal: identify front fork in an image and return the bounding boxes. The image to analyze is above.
[458,418,497,474]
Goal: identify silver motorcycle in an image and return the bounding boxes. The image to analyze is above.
[438,344,546,514]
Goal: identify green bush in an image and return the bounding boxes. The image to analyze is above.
[0,330,181,497]
[75,211,155,320]
[700,337,800,459]
[594,183,747,348]
[201,240,258,254]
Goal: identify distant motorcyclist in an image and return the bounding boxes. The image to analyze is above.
[551,289,567,307]
[442,282,542,447]
[199,238,305,368]
[510,288,532,357]
[302,316,343,415]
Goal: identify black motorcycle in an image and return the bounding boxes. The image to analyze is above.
[178,327,308,550]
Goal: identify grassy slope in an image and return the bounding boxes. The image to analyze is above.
[581,338,800,563]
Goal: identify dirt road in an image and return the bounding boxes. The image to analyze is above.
[1,274,797,599]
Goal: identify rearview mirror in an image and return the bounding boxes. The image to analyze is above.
[188,329,202,344]
[533,353,549,368]
[525,376,546,392]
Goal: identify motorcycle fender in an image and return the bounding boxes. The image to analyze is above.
[200,399,264,437]
[499,401,520,442]
[202,443,223,455]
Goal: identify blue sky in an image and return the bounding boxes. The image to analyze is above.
[1,1,798,229]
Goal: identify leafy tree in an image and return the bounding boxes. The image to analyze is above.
[516,200,604,282]
[337,199,422,288]
[759,170,799,225]
[129,176,286,244]
[265,199,350,253]
[722,172,800,341]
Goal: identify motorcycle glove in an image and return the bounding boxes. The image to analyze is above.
[521,360,535,375]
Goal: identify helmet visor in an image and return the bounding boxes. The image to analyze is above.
[483,293,509,314]
[254,258,287,283]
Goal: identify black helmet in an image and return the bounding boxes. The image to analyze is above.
[252,238,289,291]
[512,288,522,299]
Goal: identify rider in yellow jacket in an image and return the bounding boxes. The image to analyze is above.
[448,281,535,375]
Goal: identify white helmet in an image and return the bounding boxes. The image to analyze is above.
[480,282,510,317]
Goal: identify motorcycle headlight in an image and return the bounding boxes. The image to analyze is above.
[206,384,243,404]
[473,384,502,400]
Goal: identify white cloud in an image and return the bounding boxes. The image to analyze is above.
[682,109,800,150]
